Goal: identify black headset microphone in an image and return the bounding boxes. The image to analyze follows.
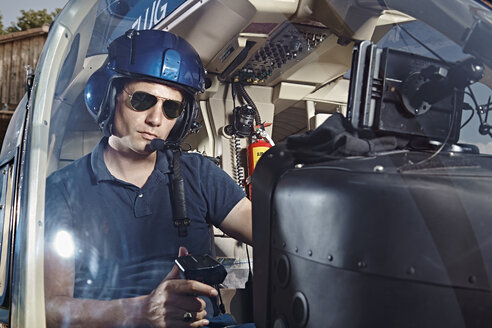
[150,138,167,152]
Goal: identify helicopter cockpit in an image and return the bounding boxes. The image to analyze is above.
[1,0,492,327]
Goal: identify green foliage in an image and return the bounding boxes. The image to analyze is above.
[0,12,4,35]
[1,8,62,34]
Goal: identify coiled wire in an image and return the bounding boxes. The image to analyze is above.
[231,134,245,191]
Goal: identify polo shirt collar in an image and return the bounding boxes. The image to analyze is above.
[90,137,172,183]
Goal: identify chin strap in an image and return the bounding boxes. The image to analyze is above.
[171,149,190,237]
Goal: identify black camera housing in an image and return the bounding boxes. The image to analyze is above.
[347,41,465,143]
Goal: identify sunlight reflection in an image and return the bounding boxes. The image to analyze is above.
[53,230,75,258]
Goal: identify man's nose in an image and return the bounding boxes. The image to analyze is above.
[144,104,163,126]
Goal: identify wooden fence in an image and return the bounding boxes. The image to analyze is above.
[0,25,48,145]
[0,25,48,110]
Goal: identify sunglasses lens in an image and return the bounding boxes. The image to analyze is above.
[163,100,184,119]
[130,92,157,111]
[127,90,183,118]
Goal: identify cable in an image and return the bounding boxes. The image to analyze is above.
[216,287,226,314]
[236,83,262,125]
[460,107,474,129]
[399,89,459,170]
[485,96,490,124]
[467,86,492,135]
[232,134,245,190]
[231,81,239,108]
[467,87,482,121]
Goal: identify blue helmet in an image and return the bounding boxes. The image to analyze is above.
[84,29,206,146]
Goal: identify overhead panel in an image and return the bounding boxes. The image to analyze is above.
[220,22,331,86]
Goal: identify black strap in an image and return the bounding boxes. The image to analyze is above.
[172,149,190,237]
[216,288,226,314]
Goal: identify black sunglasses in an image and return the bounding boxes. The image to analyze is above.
[123,89,185,119]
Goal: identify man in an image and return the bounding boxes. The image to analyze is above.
[44,29,252,327]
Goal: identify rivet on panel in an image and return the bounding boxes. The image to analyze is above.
[373,165,384,173]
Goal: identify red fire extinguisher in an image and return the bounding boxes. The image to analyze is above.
[246,126,273,198]
[248,138,272,177]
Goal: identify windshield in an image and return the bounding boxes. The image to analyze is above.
[27,0,492,326]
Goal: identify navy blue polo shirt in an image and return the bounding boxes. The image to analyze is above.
[45,137,245,305]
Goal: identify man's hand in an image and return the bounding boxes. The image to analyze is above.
[142,247,218,327]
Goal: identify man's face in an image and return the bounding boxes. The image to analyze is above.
[111,80,183,155]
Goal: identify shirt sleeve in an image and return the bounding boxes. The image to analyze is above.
[196,155,246,227]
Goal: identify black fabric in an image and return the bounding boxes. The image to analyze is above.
[287,113,408,161]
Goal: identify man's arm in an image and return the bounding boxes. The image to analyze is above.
[45,246,215,328]
[218,197,252,246]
